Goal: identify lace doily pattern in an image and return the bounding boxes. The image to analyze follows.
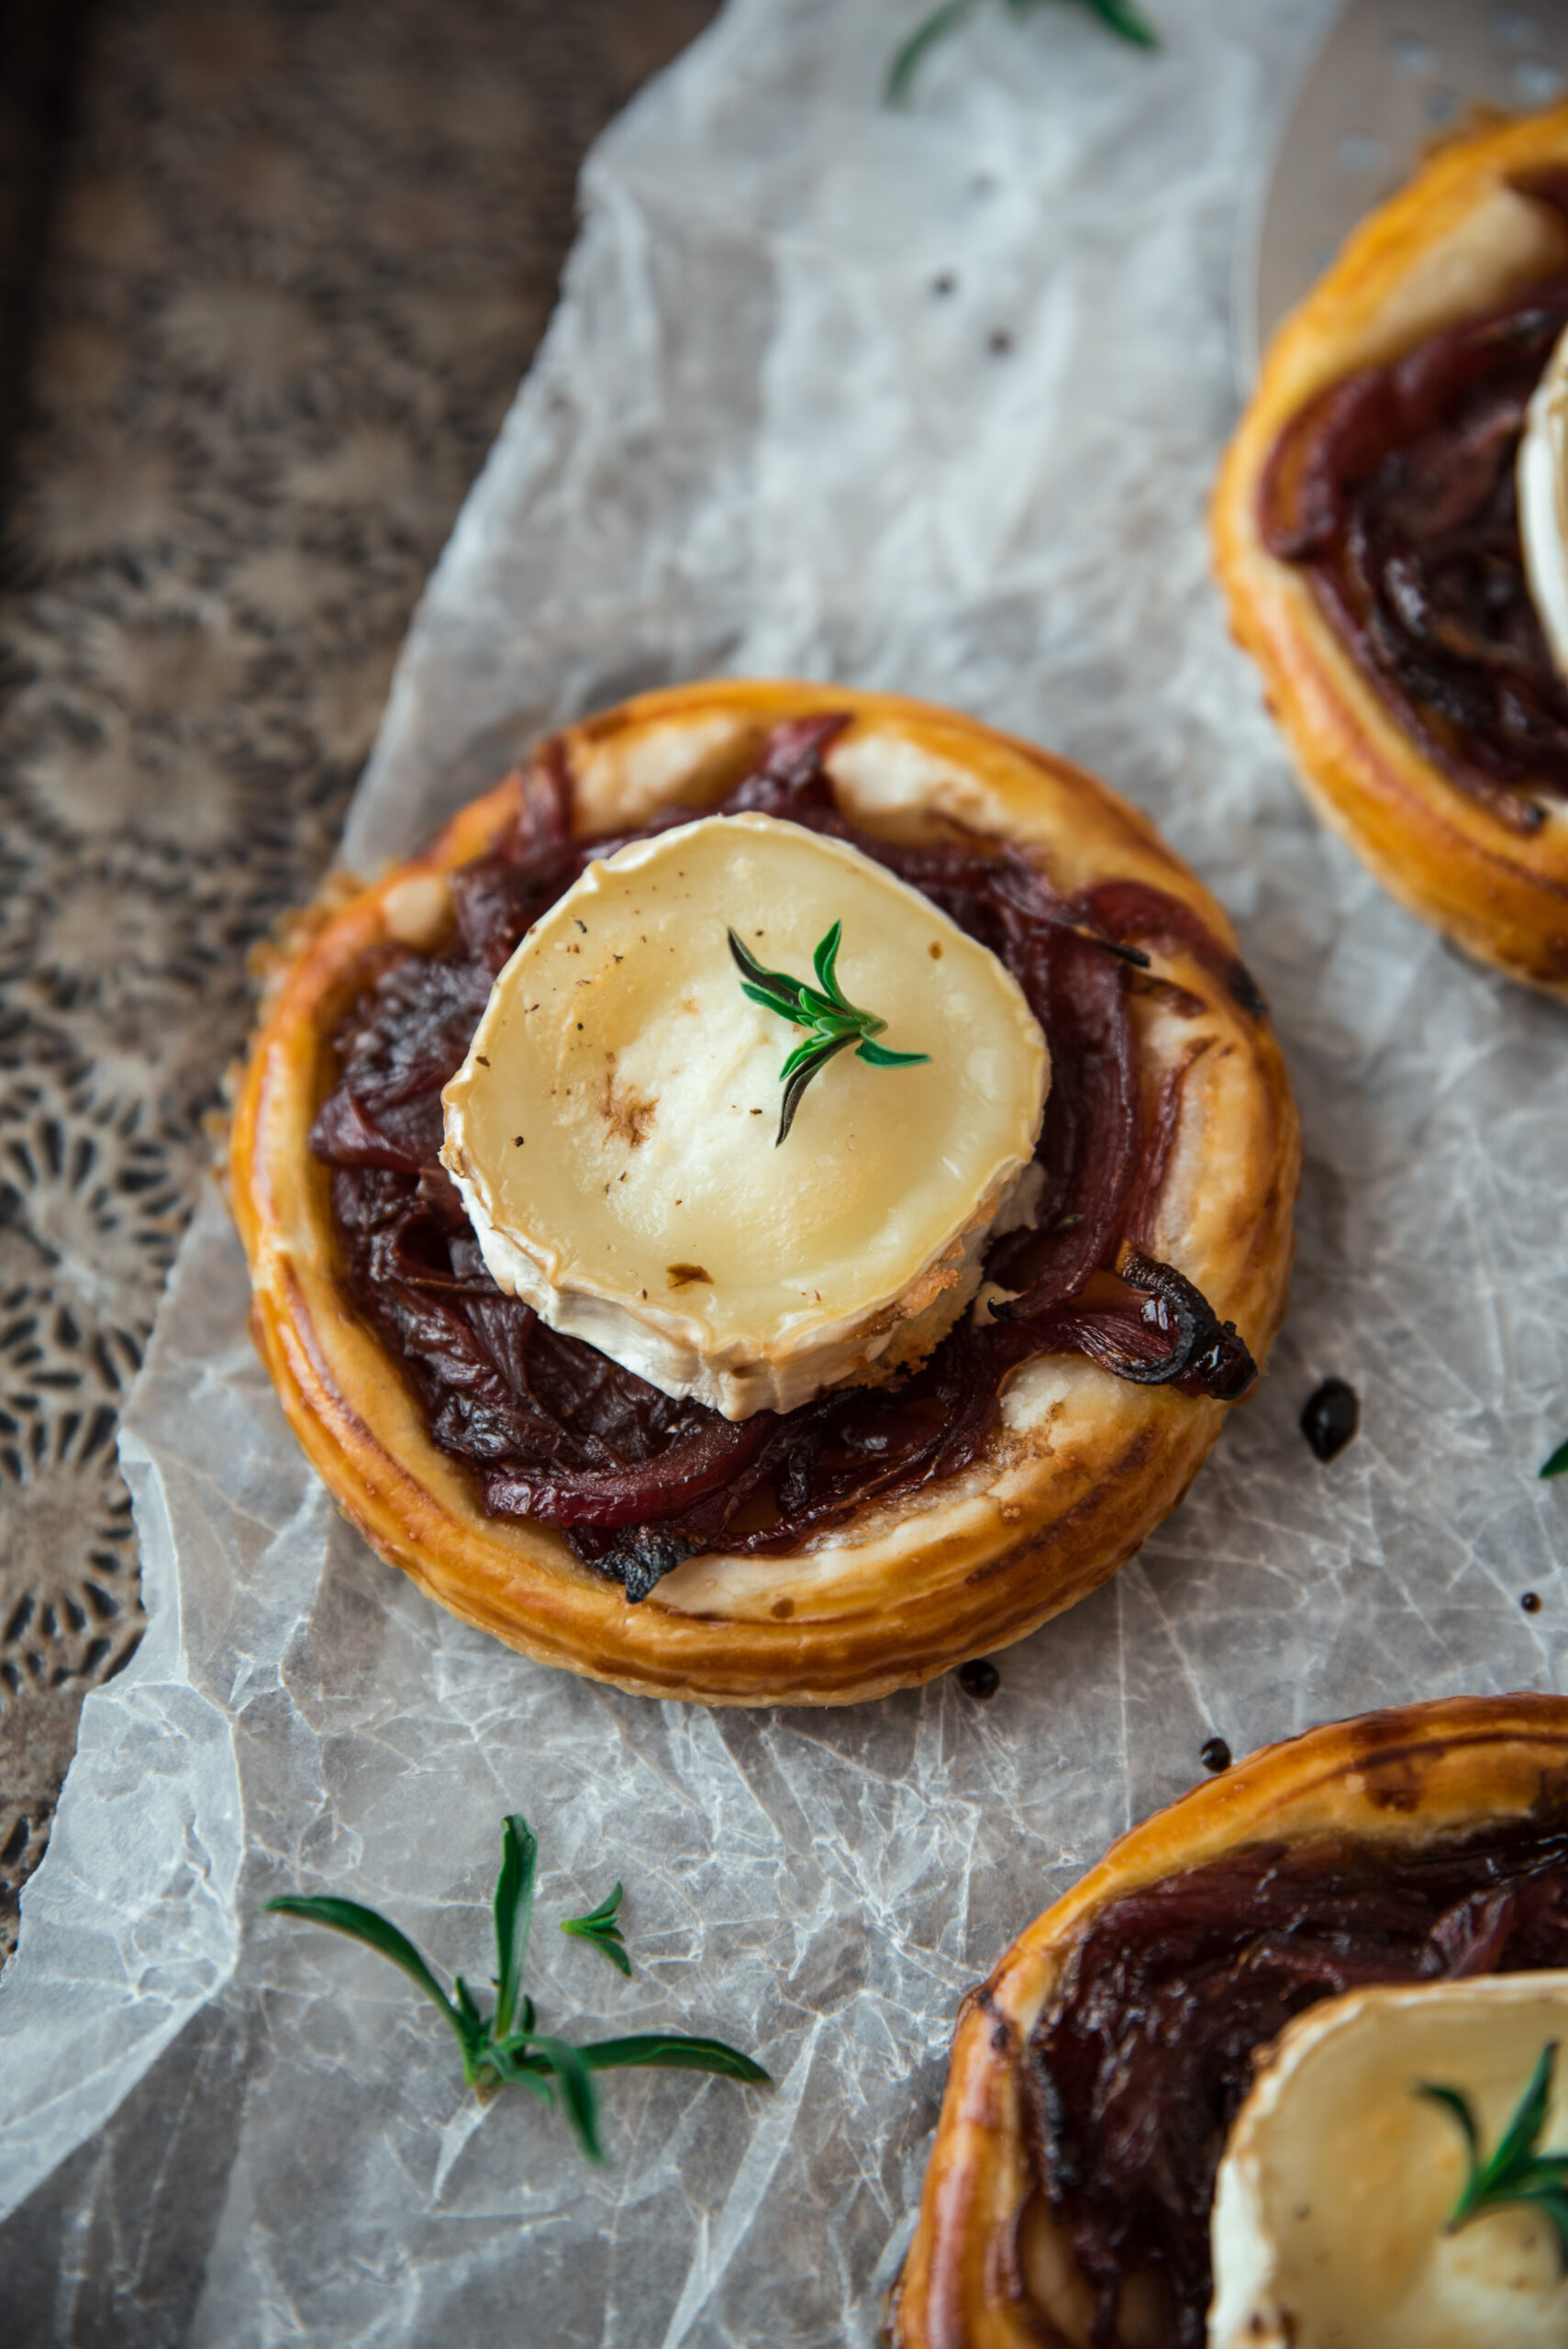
[0,0,716,1960]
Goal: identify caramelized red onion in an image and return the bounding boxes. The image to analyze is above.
[994,1246,1253,1399]
[1026,1815,1568,2349]
[1259,255,1568,830]
[313,721,1259,1597]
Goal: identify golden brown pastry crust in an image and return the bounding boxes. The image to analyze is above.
[890,1691,1568,2349]
[1213,106,1568,995]
[229,679,1297,1706]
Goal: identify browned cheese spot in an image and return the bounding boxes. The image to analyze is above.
[600,1068,657,1149]
[666,1263,712,1288]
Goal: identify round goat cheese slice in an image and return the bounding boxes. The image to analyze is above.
[1518,321,1568,681]
[1208,1971,1568,2349]
[440,811,1048,1420]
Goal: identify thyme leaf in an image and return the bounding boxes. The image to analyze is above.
[492,1812,537,2040]
[887,0,981,104]
[887,0,1157,107]
[266,1815,769,2163]
[1418,2041,1568,2268]
[728,921,929,1144]
[265,1889,482,2051]
[1540,1438,1568,1480]
[579,2034,771,2083]
[562,1881,631,1976]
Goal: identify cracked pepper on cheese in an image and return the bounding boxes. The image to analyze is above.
[440,811,1049,1419]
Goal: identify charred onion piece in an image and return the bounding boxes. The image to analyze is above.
[583,1528,701,1605]
[990,1247,1257,1402]
[1114,1245,1255,1397]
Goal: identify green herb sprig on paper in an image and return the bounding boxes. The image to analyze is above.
[1540,1438,1568,1481]
[267,1816,768,2163]
[887,0,1157,108]
[1418,2041,1568,2266]
[561,1881,630,1976]
[728,920,929,1145]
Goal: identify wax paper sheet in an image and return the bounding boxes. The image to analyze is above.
[6,1,1568,2340]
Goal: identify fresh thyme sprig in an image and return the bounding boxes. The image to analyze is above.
[728,920,929,1145]
[1418,2041,1568,2266]
[267,1816,768,2163]
[562,1882,630,1976]
[887,0,1158,108]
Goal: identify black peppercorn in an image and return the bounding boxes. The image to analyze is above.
[1199,1736,1231,1774]
[1302,1377,1359,1463]
[957,1657,1000,1701]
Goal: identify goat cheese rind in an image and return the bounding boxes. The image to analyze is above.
[1519,321,1568,682]
[440,811,1049,1419]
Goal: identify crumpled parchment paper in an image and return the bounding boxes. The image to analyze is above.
[6,2,1568,2340]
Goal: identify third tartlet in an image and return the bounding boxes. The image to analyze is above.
[893,1692,1568,2347]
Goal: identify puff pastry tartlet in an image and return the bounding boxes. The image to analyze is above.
[891,1692,1568,2349]
[1214,106,1568,993]
[230,681,1297,1706]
